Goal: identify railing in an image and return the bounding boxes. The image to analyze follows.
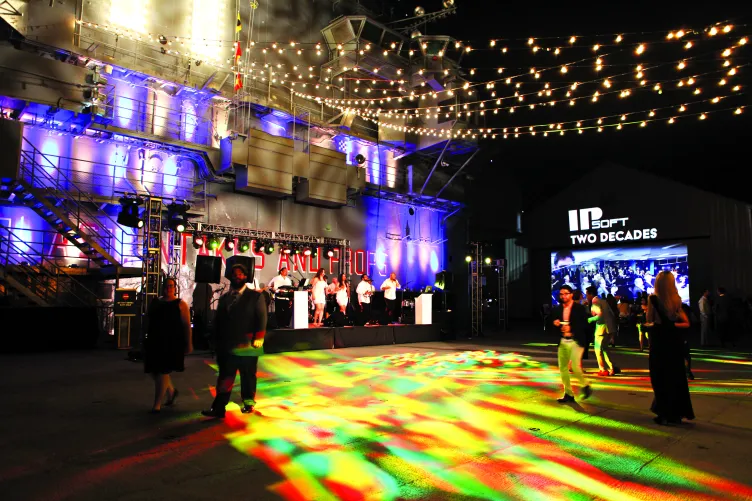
[18,137,143,267]
[0,224,100,307]
[0,227,99,271]
[19,152,208,214]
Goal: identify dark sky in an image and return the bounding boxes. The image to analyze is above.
[386,1,752,233]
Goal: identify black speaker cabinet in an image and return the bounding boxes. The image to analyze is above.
[195,255,222,284]
[225,255,256,281]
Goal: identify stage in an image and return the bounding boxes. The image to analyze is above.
[262,324,443,354]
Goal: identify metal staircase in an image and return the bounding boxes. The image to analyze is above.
[10,137,133,271]
[0,223,100,307]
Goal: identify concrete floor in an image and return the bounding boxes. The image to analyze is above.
[1,335,751,501]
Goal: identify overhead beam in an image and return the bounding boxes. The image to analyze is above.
[419,138,451,196]
[431,149,479,200]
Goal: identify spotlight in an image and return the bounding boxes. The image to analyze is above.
[195,60,202,67]
[238,238,250,253]
[484,257,492,265]
[158,35,168,45]
[166,202,190,233]
[408,206,415,216]
[465,255,472,263]
[224,237,235,252]
[117,196,143,229]
[192,233,205,249]
[265,242,275,255]
[324,246,335,259]
[355,154,366,165]
[303,247,312,256]
[310,247,318,258]
[207,235,221,251]
[252,240,263,254]
[282,244,292,255]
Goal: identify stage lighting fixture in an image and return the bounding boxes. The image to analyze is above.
[117,197,143,229]
[355,154,366,165]
[310,247,318,258]
[166,202,190,232]
[484,257,492,265]
[265,242,275,255]
[239,239,251,252]
[465,255,472,263]
[408,206,415,216]
[192,233,205,249]
[282,244,292,255]
[224,237,235,252]
[252,240,262,253]
[325,246,335,259]
[303,247,312,256]
[207,235,220,251]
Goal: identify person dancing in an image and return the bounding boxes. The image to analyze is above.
[552,285,592,403]
[311,268,327,326]
[380,272,401,324]
[143,277,193,413]
[645,271,695,426]
[336,273,349,315]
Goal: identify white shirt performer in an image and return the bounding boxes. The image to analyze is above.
[267,267,293,328]
[356,274,375,325]
[380,272,401,323]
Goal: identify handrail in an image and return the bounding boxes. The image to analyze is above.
[18,137,137,267]
[0,224,100,307]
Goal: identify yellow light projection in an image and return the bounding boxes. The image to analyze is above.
[191,0,227,63]
[109,0,149,34]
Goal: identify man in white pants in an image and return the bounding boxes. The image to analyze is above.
[552,285,592,403]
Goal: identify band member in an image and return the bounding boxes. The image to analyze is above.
[381,272,401,324]
[202,264,266,418]
[356,274,375,324]
[268,267,293,328]
[336,273,349,314]
[311,268,327,326]
[326,277,339,295]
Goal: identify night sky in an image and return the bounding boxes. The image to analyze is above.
[385,1,752,240]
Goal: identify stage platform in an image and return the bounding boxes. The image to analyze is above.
[263,324,442,354]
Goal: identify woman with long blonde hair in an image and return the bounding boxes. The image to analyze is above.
[645,271,694,425]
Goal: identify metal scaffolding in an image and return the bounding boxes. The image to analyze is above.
[141,198,162,317]
[469,242,482,337]
[468,243,508,337]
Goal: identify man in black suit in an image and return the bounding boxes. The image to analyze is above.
[551,285,593,403]
[202,264,267,418]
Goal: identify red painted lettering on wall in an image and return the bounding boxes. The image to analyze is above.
[354,250,366,276]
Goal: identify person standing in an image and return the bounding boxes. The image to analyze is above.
[698,289,711,347]
[586,286,621,376]
[268,267,293,328]
[336,273,349,315]
[380,272,401,324]
[552,285,593,403]
[714,287,732,347]
[311,268,327,326]
[356,274,375,325]
[143,277,192,413]
[645,271,695,425]
[202,264,267,418]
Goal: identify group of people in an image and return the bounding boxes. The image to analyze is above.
[552,271,695,426]
[264,267,403,327]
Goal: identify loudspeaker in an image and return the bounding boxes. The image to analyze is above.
[225,255,255,281]
[195,255,222,283]
[435,270,454,291]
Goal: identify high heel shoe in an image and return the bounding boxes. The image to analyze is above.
[165,389,179,406]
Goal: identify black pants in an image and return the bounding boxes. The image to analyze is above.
[385,298,397,323]
[211,353,259,410]
[275,298,291,328]
[359,302,372,325]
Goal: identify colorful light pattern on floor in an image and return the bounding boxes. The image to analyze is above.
[206,350,752,501]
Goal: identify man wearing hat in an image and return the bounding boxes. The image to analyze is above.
[202,263,267,418]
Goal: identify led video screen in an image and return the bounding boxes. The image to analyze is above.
[550,244,689,305]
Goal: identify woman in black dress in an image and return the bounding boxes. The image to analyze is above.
[645,271,695,425]
[144,277,192,413]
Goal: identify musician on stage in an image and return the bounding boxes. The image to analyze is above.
[381,272,401,324]
[267,267,293,328]
[356,274,375,325]
[326,277,339,295]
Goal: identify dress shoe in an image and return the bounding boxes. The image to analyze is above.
[557,394,575,404]
[581,385,592,400]
[241,404,254,414]
[165,388,179,407]
[201,408,226,419]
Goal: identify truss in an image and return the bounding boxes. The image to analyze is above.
[189,222,349,247]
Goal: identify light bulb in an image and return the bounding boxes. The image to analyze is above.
[593,44,600,51]
[735,107,743,114]
[740,37,748,46]
[722,49,732,57]
[569,36,576,44]
[723,25,732,33]
[685,41,693,49]
[528,38,534,45]
[635,44,645,55]
[615,35,623,43]
[678,61,686,70]
[699,113,707,120]
[679,105,686,112]
[649,110,655,117]
[669,117,675,124]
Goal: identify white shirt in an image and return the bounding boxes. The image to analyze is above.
[356,281,375,304]
[699,296,711,316]
[381,278,400,300]
[245,278,260,290]
[268,275,292,291]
